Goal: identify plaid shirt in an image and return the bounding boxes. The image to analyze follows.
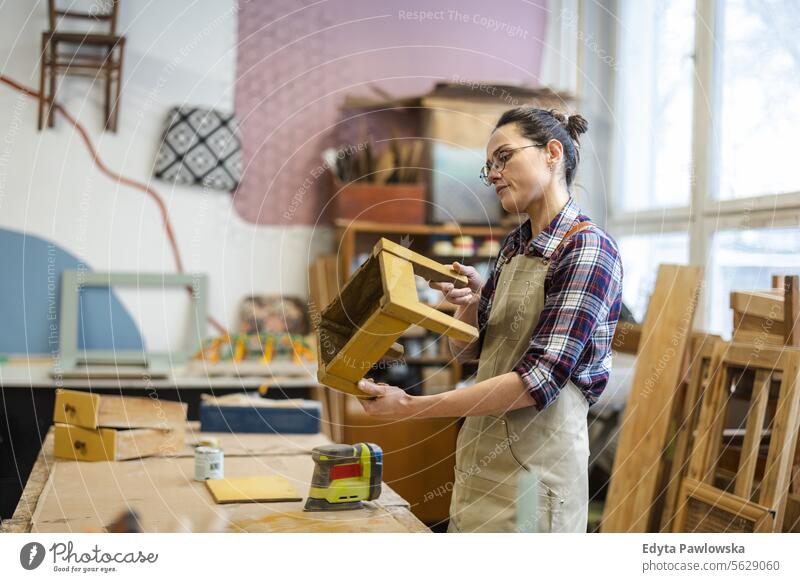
[477,197,623,411]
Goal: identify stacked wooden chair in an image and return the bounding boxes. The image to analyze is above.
[672,342,800,532]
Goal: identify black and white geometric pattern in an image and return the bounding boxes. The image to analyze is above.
[154,107,243,192]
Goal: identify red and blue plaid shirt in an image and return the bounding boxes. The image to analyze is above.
[477,197,623,410]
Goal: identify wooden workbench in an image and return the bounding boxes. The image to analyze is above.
[0,424,429,533]
[0,362,327,519]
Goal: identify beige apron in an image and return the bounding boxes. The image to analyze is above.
[448,223,592,533]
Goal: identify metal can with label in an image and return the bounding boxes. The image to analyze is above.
[194,446,224,481]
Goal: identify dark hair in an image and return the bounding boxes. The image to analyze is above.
[493,107,588,186]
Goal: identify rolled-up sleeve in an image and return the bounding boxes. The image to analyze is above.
[513,229,623,411]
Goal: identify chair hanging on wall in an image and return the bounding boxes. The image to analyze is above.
[38,0,125,132]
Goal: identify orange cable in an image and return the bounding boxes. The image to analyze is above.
[0,73,228,335]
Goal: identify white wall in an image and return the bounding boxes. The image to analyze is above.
[0,0,331,338]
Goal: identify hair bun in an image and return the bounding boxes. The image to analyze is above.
[548,109,588,144]
[565,114,588,143]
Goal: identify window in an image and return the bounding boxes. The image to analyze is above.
[708,228,800,335]
[718,0,800,199]
[615,0,695,211]
[610,0,800,336]
[618,232,690,322]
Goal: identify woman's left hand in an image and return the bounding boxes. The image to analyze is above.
[357,378,416,420]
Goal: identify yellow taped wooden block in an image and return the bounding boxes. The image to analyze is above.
[53,389,100,429]
[54,423,185,461]
[54,388,188,430]
[54,423,117,461]
[206,475,303,504]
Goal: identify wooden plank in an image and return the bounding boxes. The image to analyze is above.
[601,264,704,532]
[674,477,773,533]
[734,369,771,498]
[721,343,786,371]
[206,476,303,504]
[730,291,784,321]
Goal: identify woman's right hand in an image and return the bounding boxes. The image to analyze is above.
[429,262,482,306]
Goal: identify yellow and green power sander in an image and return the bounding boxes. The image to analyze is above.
[304,443,383,511]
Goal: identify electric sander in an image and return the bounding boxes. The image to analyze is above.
[304,443,382,511]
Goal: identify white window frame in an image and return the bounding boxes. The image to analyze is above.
[607,0,800,328]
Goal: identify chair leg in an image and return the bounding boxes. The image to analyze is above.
[47,41,56,128]
[111,41,124,132]
[38,36,47,131]
[103,49,112,131]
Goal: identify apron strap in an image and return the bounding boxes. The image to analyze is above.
[554,220,594,255]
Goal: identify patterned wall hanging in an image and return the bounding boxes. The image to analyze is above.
[154,106,243,191]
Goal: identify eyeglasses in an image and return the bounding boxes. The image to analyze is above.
[479,143,546,186]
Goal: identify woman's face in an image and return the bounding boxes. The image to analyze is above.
[484,123,556,213]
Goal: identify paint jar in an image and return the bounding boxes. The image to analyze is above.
[194,446,224,481]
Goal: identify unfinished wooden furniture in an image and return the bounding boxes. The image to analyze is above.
[730,275,800,347]
[601,264,705,532]
[334,221,509,386]
[730,275,800,497]
[38,0,125,131]
[673,343,800,532]
[658,334,722,531]
[316,238,478,397]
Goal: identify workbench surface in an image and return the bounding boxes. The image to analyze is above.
[1,424,429,533]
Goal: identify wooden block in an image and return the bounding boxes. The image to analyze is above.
[54,388,187,430]
[206,475,302,504]
[602,264,704,532]
[54,423,185,461]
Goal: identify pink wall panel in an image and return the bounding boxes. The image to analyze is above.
[234,0,548,225]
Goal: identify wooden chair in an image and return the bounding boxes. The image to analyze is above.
[673,343,800,532]
[730,275,800,497]
[38,0,125,131]
[316,238,478,397]
[658,333,721,531]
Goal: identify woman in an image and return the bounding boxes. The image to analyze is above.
[358,107,623,533]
